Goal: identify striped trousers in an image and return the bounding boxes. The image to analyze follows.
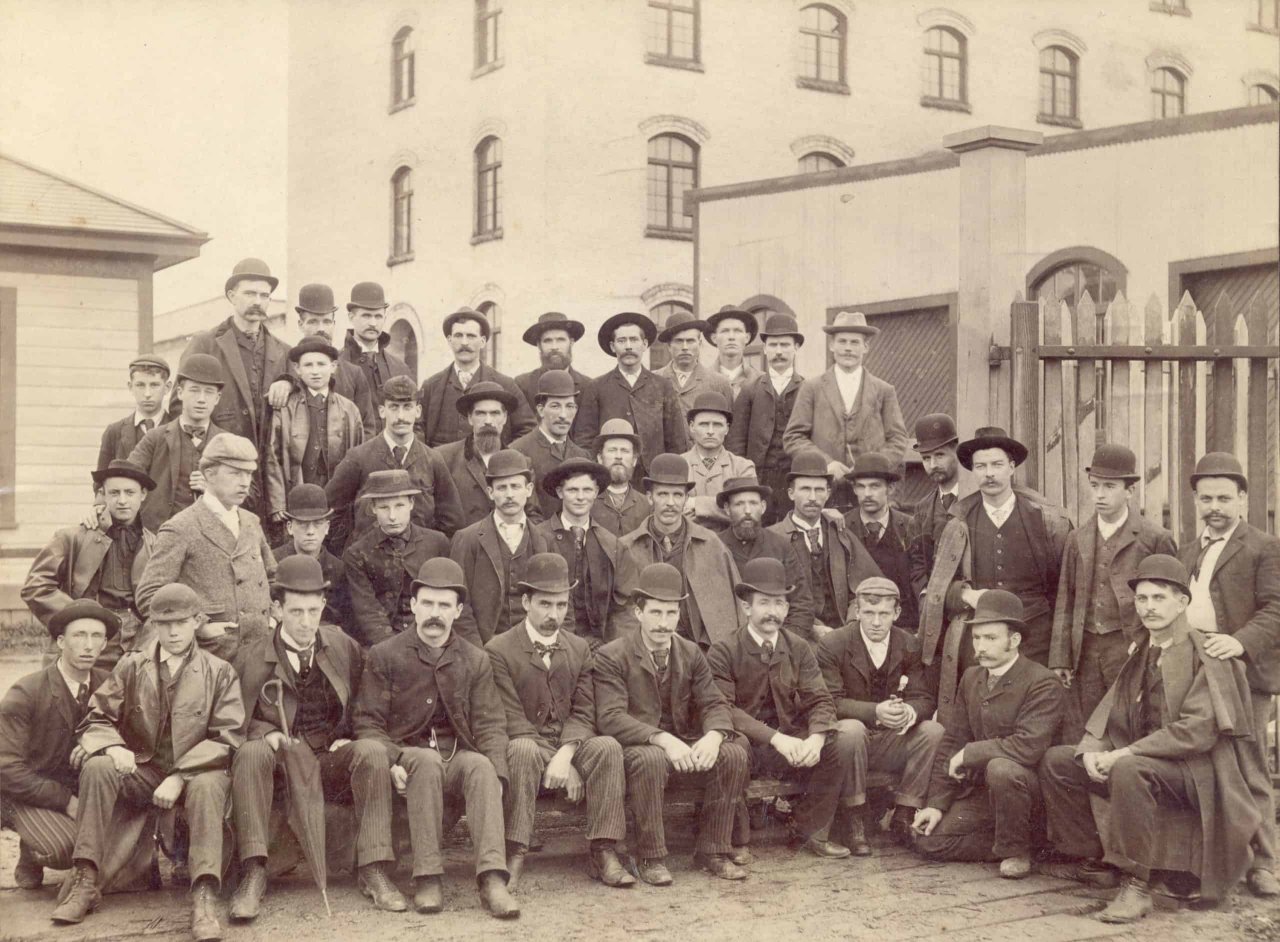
[8,801,77,869]
[398,746,507,879]
[622,741,749,859]
[504,736,626,848]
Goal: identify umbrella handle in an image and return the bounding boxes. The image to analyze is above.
[262,678,291,741]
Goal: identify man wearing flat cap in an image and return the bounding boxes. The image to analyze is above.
[136,433,276,662]
[589,419,651,537]
[653,309,733,416]
[485,553,632,890]
[24,461,157,666]
[705,305,761,402]
[340,282,411,411]
[0,602,114,888]
[907,412,976,598]
[417,307,534,448]
[271,483,351,630]
[783,311,909,515]
[97,355,172,472]
[573,311,689,478]
[681,391,756,531]
[846,452,919,632]
[510,369,591,520]
[436,380,531,527]
[513,311,593,415]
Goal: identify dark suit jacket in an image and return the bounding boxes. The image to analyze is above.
[97,414,153,472]
[768,513,883,628]
[22,524,155,628]
[706,627,836,745]
[485,624,597,747]
[719,528,815,640]
[342,523,450,646]
[1178,521,1280,694]
[128,418,230,531]
[339,330,411,410]
[535,518,619,642]
[783,369,910,467]
[907,471,978,594]
[437,436,494,527]
[594,631,735,746]
[416,362,535,448]
[590,486,651,538]
[573,367,689,475]
[0,663,107,809]
[727,371,803,467]
[183,317,290,448]
[846,507,919,628]
[449,516,552,645]
[510,428,590,521]
[514,365,593,414]
[325,435,464,540]
[815,624,936,725]
[271,542,352,634]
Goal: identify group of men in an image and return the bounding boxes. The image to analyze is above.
[1,257,1277,939]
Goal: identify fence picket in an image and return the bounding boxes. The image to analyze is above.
[1244,296,1271,529]
[1060,299,1081,523]
[1109,293,1132,448]
[1175,292,1200,543]
[1142,294,1165,524]
[1010,300,1041,489]
[1041,298,1064,508]
[1074,292,1099,516]
[1207,293,1236,453]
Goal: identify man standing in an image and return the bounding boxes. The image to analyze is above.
[590,419,650,537]
[436,381,518,527]
[230,556,406,920]
[353,558,518,918]
[0,602,113,888]
[728,312,805,526]
[485,554,633,890]
[97,355,171,471]
[784,311,909,514]
[513,312,592,413]
[573,312,688,477]
[340,282,411,410]
[907,413,976,601]
[510,370,590,520]
[682,391,756,530]
[594,562,751,884]
[653,309,733,415]
[846,453,918,632]
[705,306,761,402]
[272,484,351,632]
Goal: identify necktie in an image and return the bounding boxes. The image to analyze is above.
[392,445,407,466]
[652,648,669,673]
[140,418,155,433]
[571,525,586,550]
[804,526,820,556]
[76,682,90,713]
[1191,537,1224,579]
[182,425,205,446]
[661,534,674,554]
[457,370,473,388]
[289,645,313,679]
[986,672,999,692]
[941,493,956,512]
[761,640,774,661]
[533,640,560,667]
[867,521,882,542]
[159,657,174,690]
[702,455,717,471]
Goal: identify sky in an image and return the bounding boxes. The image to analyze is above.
[0,0,289,314]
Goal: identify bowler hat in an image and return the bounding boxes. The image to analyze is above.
[716,475,772,509]
[92,459,156,492]
[484,449,533,483]
[1086,443,1139,482]
[522,311,585,345]
[150,583,202,622]
[288,336,340,364]
[633,562,687,603]
[533,369,579,402]
[642,453,694,491]
[850,452,900,483]
[1189,451,1248,491]
[283,483,333,521]
[787,449,834,481]
[48,599,121,640]
[592,418,642,454]
[295,283,337,316]
[347,282,389,311]
[854,576,901,599]
[1127,554,1191,596]
[913,413,960,453]
[598,312,657,355]
[128,354,171,378]
[686,390,734,424]
[542,458,610,497]
[516,553,577,594]
[443,307,491,339]
[202,433,258,472]
[381,375,418,403]
[957,426,1028,470]
[273,555,329,593]
[758,312,805,346]
[967,589,1027,633]
[410,557,468,603]
[705,306,758,345]
[176,353,226,388]
[455,380,518,416]
[225,257,278,294]
[734,557,793,601]
[358,469,420,501]
[822,311,880,336]
[657,309,710,344]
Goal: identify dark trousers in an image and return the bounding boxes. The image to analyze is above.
[757,463,789,527]
[1074,631,1131,727]
[8,801,77,869]
[915,758,1042,861]
[621,742,749,859]
[839,717,944,808]
[504,736,626,848]
[743,735,853,842]
[1248,691,1276,870]
[231,738,394,868]
[398,746,507,879]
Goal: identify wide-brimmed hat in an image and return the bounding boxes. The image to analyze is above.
[642,453,694,491]
[533,369,579,402]
[787,449,833,481]
[522,311,585,345]
[48,599,121,640]
[381,375,418,403]
[913,413,959,453]
[598,312,657,355]
[288,336,340,364]
[128,354,171,378]
[1189,451,1248,491]
[92,459,156,492]
[150,583,202,623]
[283,483,333,521]
[295,283,337,316]
[347,282,388,311]
[273,555,329,593]
[850,452,900,483]
[716,475,772,509]
[516,553,577,594]
[176,353,226,388]
[484,449,533,483]
[225,257,278,294]
[1086,444,1139,483]
[633,562,687,603]
[1127,554,1191,596]
[410,557,468,603]
[855,576,901,599]
[704,306,758,345]
[657,309,710,344]
[443,307,491,339]
[734,557,793,601]
[823,311,879,336]
[358,469,420,501]
[967,590,1027,632]
[686,391,733,424]
[758,312,804,346]
[957,426,1029,470]
[542,458,609,497]
[202,434,258,472]
[593,418,642,454]
[455,380,519,416]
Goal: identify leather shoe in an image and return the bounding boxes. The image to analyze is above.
[727,846,753,866]
[478,870,520,919]
[14,842,43,890]
[1247,868,1280,897]
[190,877,223,941]
[357,863,408,913]
[588,847,636,887]
[412,875,443,914]
[637,857,674,886]
[1098,878,1154,923]
[843,815,872,857]
[1035,858,1119,889]
[51,863,100,924]
[801,836,851,860]
[693,852,748,881]
[229,859,267,921]
[888,806,916,846]
[506,848,527,892]
[999,855,1031,879]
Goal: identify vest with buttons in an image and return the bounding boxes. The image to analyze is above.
[799,526,841,627]
[867,657,893,704]
[302,394,329,484]
[1086,526,1125,635]
[761,389,790,471]
[973,500,1044,612]
[497,528,533,633]
[861,519,919,628]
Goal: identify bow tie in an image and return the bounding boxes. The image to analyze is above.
[182,425,206,442]
[533,640,561,658]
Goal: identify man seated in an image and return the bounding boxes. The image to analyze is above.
[1037,555,1264,922]
[485,553,633,890]
[707,558,853,861]
[594,562,750,885]
[353,558,518,919]
[229,556,406,921]
[912,590,1063,879]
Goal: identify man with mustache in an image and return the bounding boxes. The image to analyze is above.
[846,453,918,632]
[436,381,520,526]
[271,484,352,632]
[589,419,651,537]
[511,370,591,520]
[653,309,733,416]
[513,312,592,414]
[338,282,411,412]
[681,391,756,531]
[705,306,761,402]
[907,413,976,602]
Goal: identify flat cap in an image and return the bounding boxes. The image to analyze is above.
[128,354,171,377]
[150,583,202,622]
[201,433,258,472]
[854,576,901,599]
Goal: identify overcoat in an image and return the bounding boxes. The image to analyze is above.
[590,486,651,538]
[907,469,978,593]
[535,517,620,642]
[768,513,883,628]
[279,355,378,438]
[436,436,495,527]
[485,625,597,747]
[681,447,756,529]
[846,506,919,629]
[573,367,689,475]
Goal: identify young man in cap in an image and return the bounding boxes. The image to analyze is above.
[907,413,976,598]
[847,453,919,632]
[707,557,852,861]
[24,460,157,666]
[513,311,592,414]
[816,578,943,853]
[612,454,745,647]
[450,450,552,645]
[1050,444,1177,734]
[54,584,245,940]
[436,380,519,526]
[682,391,756,530]
[705,306,761,402]
[97,355,171,471]
[783,311,909,514]
[573,312,689,477]
[652,308,733,416]
[485,553,633,890]
[230,556,406,920]
[510,369,590,520]
[912,591,1063,878]
[340,282,411,411]
[342,470,450,646]
[1175,451,1280,896]
[728,312,805,526]
[353,558,519,919]
[417,307,533,448]
[0,601,114,888]
[271,483,351,631]
[594,562,750,884]
[590,419,651,537]
[136,434,276,662]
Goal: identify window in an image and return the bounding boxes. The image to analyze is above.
[478,301,501,367]
[646,134,698,238]
[648,300,692,371]
[1151,67,1186,118]
[1029,260,1121,310]
[1038,46,1079,124]
[1254,0,1279,31]
[1249,83,1279,104]
[475,0,501,72]
[390,166,413,262]
[798,5,847,91]
[474,137,502,240]
[647,0,700,66]
[921,27,967,109]
[391,27,414,108]
[798,151,844,174]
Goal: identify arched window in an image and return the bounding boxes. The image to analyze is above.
[474,137,502,239]
[646,0,700,65]
[477,300,502,367]
[391,27,415,107]
[1039,46,1078,122]
[646,134,698,238]
[798,151,844,174]
[648,300,693,371]
[1029,257,1123,311]
[1151,67,1186,118]
[1249,82,1279,105]
[475,0,501,71]
[388,317,419,382]
[922,27,967,106]
[390,166,413,262]
[798,4,846,90]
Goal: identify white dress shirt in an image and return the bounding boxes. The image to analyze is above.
[833,366,863,414]
[1186,519,1240,633]
[454,364,475,387]
[983,492,1017,529]
[159,646,189,677]
[56,662,88,699]
[494,513,527,553]
[383,431,413,461]
[860,509,891,540]
[524,619,560,667]
[671,367,692,389]
[769,369,794,397]
[719,362,744,383]
[859,627,889,669]
[618,366,642,388]
[202,491,240,539]
[1096,508,1128,542]
[792,513,823,549]
[987,654,1019,679]
[747,624,781,652]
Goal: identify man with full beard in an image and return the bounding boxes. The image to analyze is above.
[513,312,592,414]
[589,419,650,537]
[436,382,521,527]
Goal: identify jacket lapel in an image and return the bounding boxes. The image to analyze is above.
[215,328,254,427]
[515,623,548,674]
[1210,525,1247,582]
[315,635,349,705]
[819,372,845,426]
[477,519,505,583]
[847,631,872,682]
[46,663,77,732]
[194,501,239,556]
[165,420,183,498]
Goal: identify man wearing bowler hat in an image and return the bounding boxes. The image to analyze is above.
[510,369,591,520]
[847,452,919,631]
[653,308,733,416]
[436,380,523,527]
[513,312,592,414]
[271,484,351,631]
[728,312,806,526]
[682,390,756,531]
[485,553,633,890]
[705,305,761,402]
[590,419,651,537]
[340,282,412,410]
[97,354,172,471]
[784,311,909,515]
[907,413,977,598]
[0,601,114,888]
[573,312,688,477]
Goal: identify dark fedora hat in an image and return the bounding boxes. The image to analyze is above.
[295,283,337,316]
[850,452,900,483]
[642,453,693,491]
[516,552,577,594]
[381,375,418,403]
[288,336,340,364]
[598,312,657,355]
[716,475,772,509]
[533,369,579,402]
[686,390,733,424]
[410,557,468,603]
[1127,553,1191,596]
[176,353,226,388]
[1189,451,1248,491]
[273,554,329,593]
[542,458,609,497]
[787,449,834,481]
[967,589,1027,633]
[128,353,171,378]
[822,311,879,336]
[1086,443,1139,482]
[522,311,585,345]
[48,599,121,640]
[283,483,333,521]
[592,418,642,454]
[734,557,793,601]
[225,257,278,294]
[913,413,960,454]
[455,380,519,416]
[704,305,759,345]
[92,459,156,492]
[484,449,534,483]
[657,308,711,344]
[443,307,491,339]
[358,469,421,501]
[758,311,804,346]
[347,282,389,311]
[957,426,1029,470]
[633,562,687,603]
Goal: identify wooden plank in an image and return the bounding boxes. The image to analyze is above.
[1245,294,1271,529]
[1176,292,1200,543]
[1108,294,1131,448]
[16,405,131,429]
[916,911,1129,942]
[1059,300,1080,523]
[1010,299,1040,491]
[1042,298,1064,508]
[1206,293,1235,452]
[16,386,140,408]
[1036,345,1277,360]
[1074,292,1098,516]
[15,326,137,350]
[1142,294,1166,524]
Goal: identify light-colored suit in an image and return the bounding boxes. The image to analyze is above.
[680,447,756,530]
[783,368,910,468]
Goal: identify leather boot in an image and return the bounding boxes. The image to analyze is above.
[413,875,443,914]
[693,852,748,881]
[1098,877,1154,924]
[190,877,223,941]
[229,859,267,921]
[588,845,636,887]
[637,857,674,886]
[478,870,521,919]
[843,814,872,857]
[14,842,43,890]
[51,862,100,924]
[357,863,408,912]
[506,843,527,893]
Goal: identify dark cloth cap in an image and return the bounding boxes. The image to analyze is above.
[592,418,642,454]
[657,309,711,344]
[633,562,687,603]
[1086,443,1139,482]
[358,469,420,501]
[534,369,579,401]
[850,451,900,483]
[758,312,804,346]
[787,449,834,481]
[542,458,610,498]
[92,459,156,492]
[128,354,171,377]
[967,589,1027,632]
[686,391,733,424]
[704,306,759,345]
[1127,554,1192,596]
[957,426,1029,471]
[283,483,332,520]
[598,312,657,355]
[642,453,694,491]
[733,557,793,602]
[296,283,337,315]
[913,413,959,453]
[716,475,772,509]
[225,257,278,294]
[176,353,226,388]
[347,282,388,311]
[443,307,491,339]
[381,375,418,403]
[1190,451,1248,491]
[516,553,577,594]
[410,557,468,603]
[150,583,202,622]
[455,380,518,416]
[484,449,534,483]
[48,599,121,640]
[288,336,340,364]
[522,311,584,345]
[273,555,329,593]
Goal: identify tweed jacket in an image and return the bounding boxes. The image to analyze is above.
[573,367,689,475]
[339,330,411,409]
[325,434,465,540]
[97,414,156,472]
[128,418,230,532]
[768,512,883,628]
[183,316,290,447]
[79,639,245,780]
[510,427,591,521]
[815,624,936,726]
[1050,510,1178,672]
[719,528,815,640]
[908,470,979,594]
[234,624,362,743]
[354,628,509,782]
[783,369,910,468]
[535,517,620,642]
[342,523,450,646]
[271,541,352,632]
[514,365,593,414]
[726,371,804,467]
[706,627,836,745]
[681,447,757,530]
[846,506,919,628]
[590,486,651,538]
[22,523,155,631]
[0,663,108,810]
[416,362,535,448]
[654,362,734,417]
[449,516,553,646]
[594,630,735,746]
[485,623,598,748]
[265,389,365,517]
